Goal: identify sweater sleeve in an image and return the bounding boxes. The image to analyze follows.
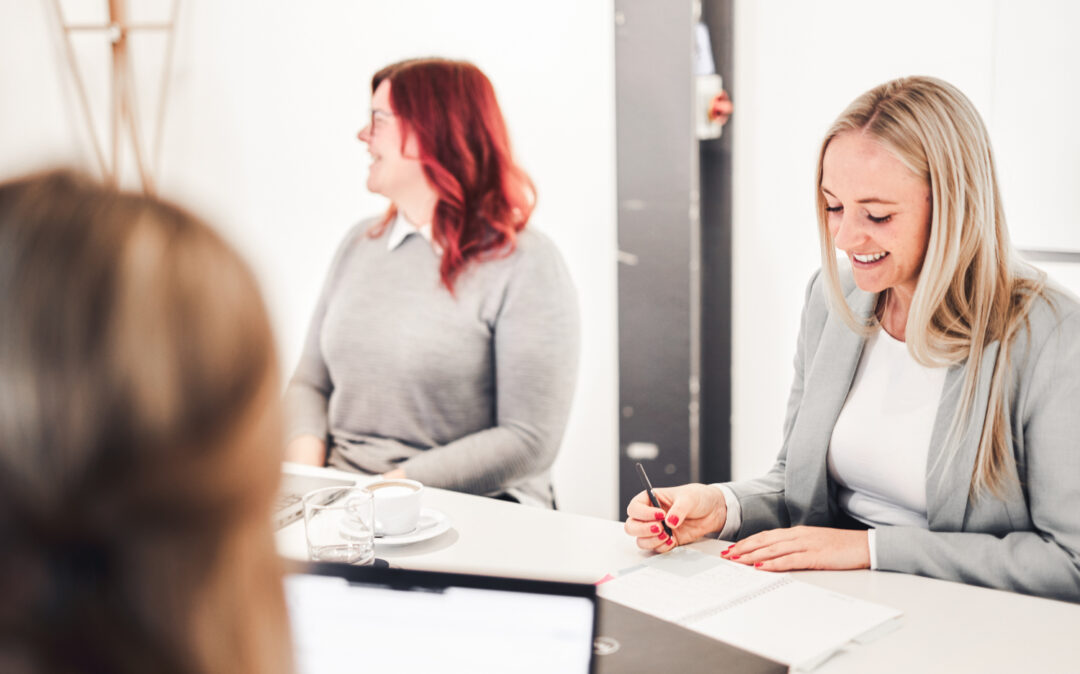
[282,224,367,445]
[874,307,1080,602]
[398,236,581,496]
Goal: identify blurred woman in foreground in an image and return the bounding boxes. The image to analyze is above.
[0,170,291,673]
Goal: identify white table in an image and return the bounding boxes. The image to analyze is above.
[277,466,1080,673]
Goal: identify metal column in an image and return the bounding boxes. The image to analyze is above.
[614,0,733,509]
[615,0,697,505]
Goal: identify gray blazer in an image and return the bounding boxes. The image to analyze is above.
[727,268,1080,602]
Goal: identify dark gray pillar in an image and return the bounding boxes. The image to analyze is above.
[614,0,698,505]
[700,0,734,485]
[614,0,734,510]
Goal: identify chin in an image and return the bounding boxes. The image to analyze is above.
[851,271,887,295]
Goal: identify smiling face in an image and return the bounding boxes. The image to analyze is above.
[821,130,932,302]
[357,80,427,202]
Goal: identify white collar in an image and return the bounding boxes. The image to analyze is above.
[386,211,439,252]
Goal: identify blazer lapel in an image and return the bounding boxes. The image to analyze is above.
[925,341,1000,530]
[786,284,876,524]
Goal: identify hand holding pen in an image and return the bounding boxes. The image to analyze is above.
[635,463,674,540]
[623,466,730,552]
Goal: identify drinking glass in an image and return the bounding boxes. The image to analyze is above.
[302,486,374,565]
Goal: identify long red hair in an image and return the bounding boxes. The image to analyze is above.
[368,58,536,292]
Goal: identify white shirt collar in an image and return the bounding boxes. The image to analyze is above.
[387,211,438,252]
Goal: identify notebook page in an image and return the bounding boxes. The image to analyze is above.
[598,548,901,670]
[599,551,783,622]
[688,579,901,670]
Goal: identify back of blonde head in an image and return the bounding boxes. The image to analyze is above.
[0,170,292,674]
[815,76,1045,497]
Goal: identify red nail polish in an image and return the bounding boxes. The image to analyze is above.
[654,512,665,521]
[754,562,763,568]
[658,533,667,541]
[650,525,659,534]
[720,549,729,556]
[668,516,679,526]
[666,538,675,545]
[731,555,740,560]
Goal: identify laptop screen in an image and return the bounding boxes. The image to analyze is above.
[285,564,596,673]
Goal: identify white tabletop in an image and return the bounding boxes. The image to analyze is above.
[276,465,1080,673]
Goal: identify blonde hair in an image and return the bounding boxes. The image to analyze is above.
[0,170,292,673]
[815,76,1045,498]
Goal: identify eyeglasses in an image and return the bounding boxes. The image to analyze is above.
[367,109,395,135]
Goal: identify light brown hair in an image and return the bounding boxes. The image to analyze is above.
[815,77,1045,498]
[0,170,292,673]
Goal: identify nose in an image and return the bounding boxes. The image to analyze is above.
[357,125,372,143]
[830,209,868,252]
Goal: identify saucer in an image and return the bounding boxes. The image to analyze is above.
[375,508,451,545]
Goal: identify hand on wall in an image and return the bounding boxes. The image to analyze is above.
[708,90,733,126]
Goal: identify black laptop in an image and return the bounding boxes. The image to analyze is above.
[285,563,787,673]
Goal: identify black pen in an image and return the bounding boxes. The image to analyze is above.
[634,462,673,538]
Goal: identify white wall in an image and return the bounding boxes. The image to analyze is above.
[9,0,1076,517]
[1,0,619,518]
[730,0,1080,479]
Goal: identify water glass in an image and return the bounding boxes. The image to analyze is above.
[302,486,374,565]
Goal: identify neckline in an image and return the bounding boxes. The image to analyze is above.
[878,326,905,345]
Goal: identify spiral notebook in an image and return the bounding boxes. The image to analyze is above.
[597,548,901,671]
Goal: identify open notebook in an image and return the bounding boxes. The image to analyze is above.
[597,547,901,671]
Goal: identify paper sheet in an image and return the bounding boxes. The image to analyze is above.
[597,548,902,671]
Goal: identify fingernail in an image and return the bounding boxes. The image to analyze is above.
[650,525,659,534]
[754,562,763,568]
[725,544,734,551]
[720,549,729,556]
[654,512,665,521]
[731,555,740,560]
[666,538,675,546]
[667,515,679,526]
[658,533,667,541]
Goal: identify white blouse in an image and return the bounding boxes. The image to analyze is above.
[827,327,947,531]
[715,327,947,568]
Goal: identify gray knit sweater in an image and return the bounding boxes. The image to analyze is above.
[283,217,579,508]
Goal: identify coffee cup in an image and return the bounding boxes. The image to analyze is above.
[366,478,423,536]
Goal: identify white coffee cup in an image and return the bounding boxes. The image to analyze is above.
[366,478,423,536]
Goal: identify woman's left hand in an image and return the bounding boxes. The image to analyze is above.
[721,526,871,571]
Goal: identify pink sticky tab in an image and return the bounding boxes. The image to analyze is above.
[595,574,616,585]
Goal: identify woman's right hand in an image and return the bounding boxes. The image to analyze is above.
[623,483,728,551]
[284,435,327,466]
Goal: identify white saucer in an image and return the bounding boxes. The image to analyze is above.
[375,508,451,545]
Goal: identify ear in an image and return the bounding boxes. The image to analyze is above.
[400,124,422,161]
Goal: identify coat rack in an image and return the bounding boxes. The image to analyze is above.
[48,0,181,194]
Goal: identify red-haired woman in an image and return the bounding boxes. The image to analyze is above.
[284,58,579,508]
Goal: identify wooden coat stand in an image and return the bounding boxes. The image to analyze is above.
[48,0,181,194]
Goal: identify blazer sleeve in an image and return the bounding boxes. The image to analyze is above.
[725,270,823,535]
[397,236,581,495]
[874,306,1080,602]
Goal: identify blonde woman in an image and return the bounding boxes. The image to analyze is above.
[0,171,293,672]
[624,76,1080,602]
